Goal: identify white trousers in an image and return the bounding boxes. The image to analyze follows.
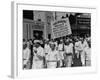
[81,51,86,66]
[32,60,43,69]
[47,62,57,68]
[64,55,72,67]
[23,60,28,65]
[23,59,30,69]
[59,51,64,67]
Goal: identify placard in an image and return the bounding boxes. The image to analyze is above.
[51,18,72,38]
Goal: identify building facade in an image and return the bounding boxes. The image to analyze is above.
[23,11,91,40]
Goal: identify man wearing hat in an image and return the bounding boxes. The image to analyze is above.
[32,40,44,69]
[64,39,73,67]
[58,39,64,67]
[46,41,59,68]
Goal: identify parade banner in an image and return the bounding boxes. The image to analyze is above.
[51,18,72,38]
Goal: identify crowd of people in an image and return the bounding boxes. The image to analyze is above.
[23,35,91,69]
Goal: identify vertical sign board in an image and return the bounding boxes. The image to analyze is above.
[51,18,72,39]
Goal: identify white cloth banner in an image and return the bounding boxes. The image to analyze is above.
[51,18,72,38]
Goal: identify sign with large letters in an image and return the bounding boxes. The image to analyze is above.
[51,18,72,38]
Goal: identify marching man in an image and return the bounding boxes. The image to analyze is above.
[81,38,89,66]
[75,38,83,59]
[32,40,44,69]
[23,42,31,69]
[64,39,73,67]
[58,39,64,67]
[85,40,91,66]
[46,41,59,68]
[44,39,51,68]
[44,39,51,54]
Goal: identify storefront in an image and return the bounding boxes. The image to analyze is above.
[23,19,46,40]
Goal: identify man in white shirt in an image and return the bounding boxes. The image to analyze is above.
[23,43,31,69]
[75,39,83,59]
[54,40,58,50]
[85,40,91,66]
[64,40,73,67]
[32,40,44,69]
[81,38,89,66]
[44,40,51,68]
[44,40,50,54]
[46,42,59,68]
[58,39,64,67]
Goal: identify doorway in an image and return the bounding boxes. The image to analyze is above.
[33,30,43,40]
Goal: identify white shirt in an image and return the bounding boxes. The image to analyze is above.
[75,41,83,52]
[23,47,30,60]
[46,49,59,61]
[64,43,73,53]
[33,46,44,60]
[54,41,58,48]
[86,47,91,60]
[82,40,89,50]
[44,44,50,53]
[58,43,63,51]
